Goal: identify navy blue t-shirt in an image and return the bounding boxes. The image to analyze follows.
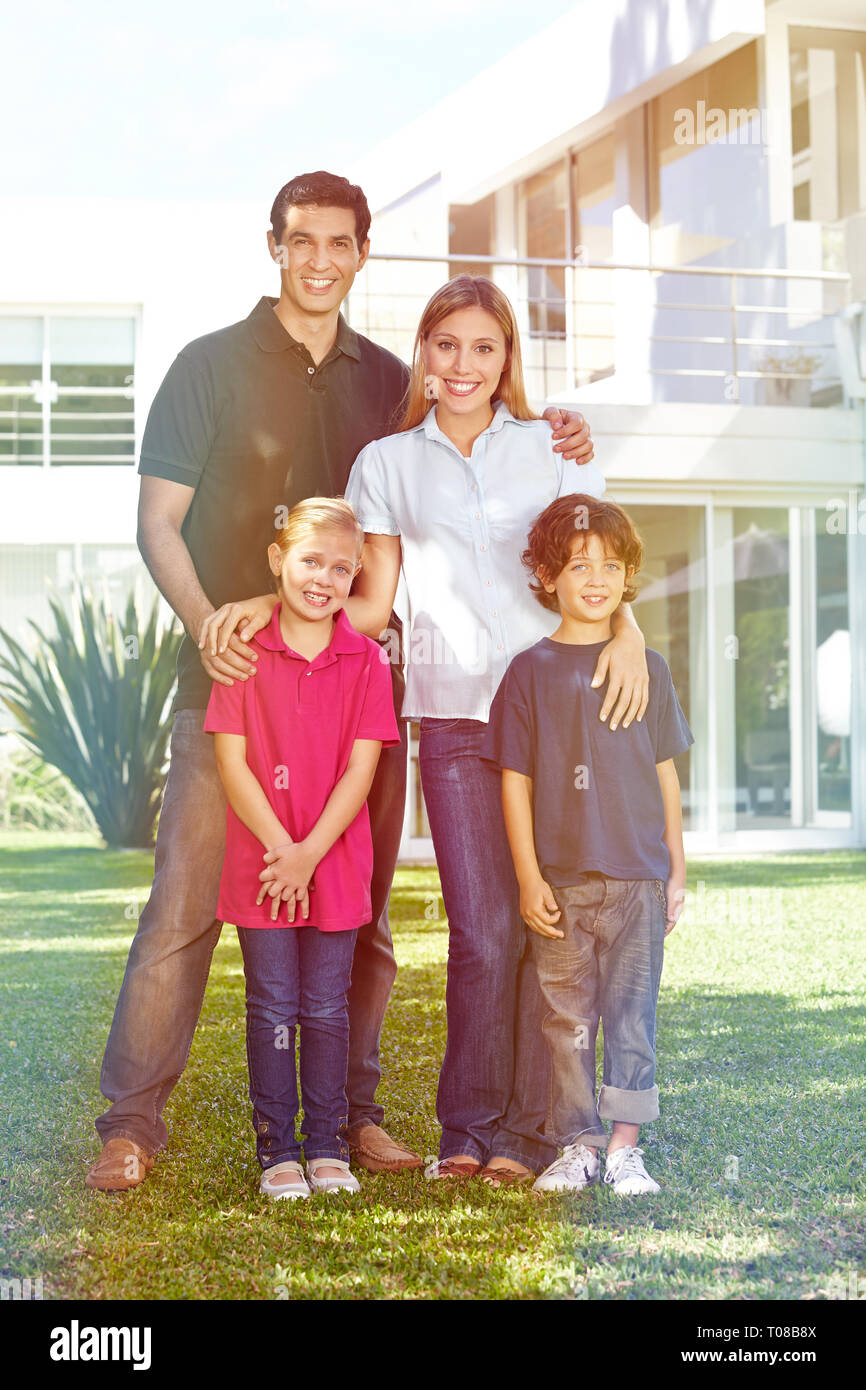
[480,638,694,883]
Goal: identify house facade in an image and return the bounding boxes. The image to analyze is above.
[1,0,864,855]
[346,0,866,854]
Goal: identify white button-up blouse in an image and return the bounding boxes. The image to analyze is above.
[344,400,606,722]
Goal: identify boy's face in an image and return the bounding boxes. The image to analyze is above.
[542,531,631,628]
[268,528,361,626]
[267,204,369,319]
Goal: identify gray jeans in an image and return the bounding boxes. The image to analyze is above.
[530,873,667,1150]
[95,704,408,1154]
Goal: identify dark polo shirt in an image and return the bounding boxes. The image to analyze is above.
[138,296,409,712]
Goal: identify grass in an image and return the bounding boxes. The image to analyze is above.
[0,833,863,1301]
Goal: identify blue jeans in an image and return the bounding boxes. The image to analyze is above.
[530,874,667,1148]
[418,718,555,1172]
[237,925,358,1166]
[95,704,407,1154]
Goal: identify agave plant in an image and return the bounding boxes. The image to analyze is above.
[0,584,181,847]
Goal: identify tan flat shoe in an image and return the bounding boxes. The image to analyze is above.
[85,1137,154,1192]
[345,1123,423,1173]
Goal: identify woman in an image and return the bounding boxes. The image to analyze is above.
[201,276,648,1184]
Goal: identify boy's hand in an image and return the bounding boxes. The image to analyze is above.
[258,842,317,923]
[520,877,564,938]
[664,874,686,937]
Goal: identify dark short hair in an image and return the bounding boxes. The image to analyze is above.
[270,171,371,247]
[522,494,643,612]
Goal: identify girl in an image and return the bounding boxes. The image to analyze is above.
[201,277,649,1185]
[204,497,399,1199]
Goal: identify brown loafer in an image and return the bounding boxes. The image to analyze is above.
[424,1158,482,1180]
[345,1123,423,1173]
[85,1137,154,1191]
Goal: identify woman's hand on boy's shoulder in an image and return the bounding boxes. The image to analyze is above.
[519,876,564,939]
[591,626,649,730]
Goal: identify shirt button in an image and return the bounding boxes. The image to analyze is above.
[307,366,315,375]
[497,643,504,650]
[480,545,487,551]
[474,512,481,520]
[486,580,492,587]
[492,609,498,616]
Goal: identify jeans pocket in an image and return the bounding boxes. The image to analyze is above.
[653,879,668,912]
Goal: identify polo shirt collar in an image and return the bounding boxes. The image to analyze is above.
[256,603,368,658]
[247,296,361,361]
[420,398,535,445]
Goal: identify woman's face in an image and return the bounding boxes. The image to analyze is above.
[422,306,509,417]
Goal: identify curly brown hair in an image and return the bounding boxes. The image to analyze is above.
[522,494,643,612]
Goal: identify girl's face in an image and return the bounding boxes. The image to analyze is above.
[422,306,509,419]
[268,527,361,625]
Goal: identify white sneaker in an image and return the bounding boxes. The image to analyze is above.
[603,1145,660,1195]
[306,1157,361,1195]
[532,1143,600,1193]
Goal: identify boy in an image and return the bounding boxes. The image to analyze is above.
[480,494,693,1195]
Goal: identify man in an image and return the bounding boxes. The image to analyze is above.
[86,170,603,1191]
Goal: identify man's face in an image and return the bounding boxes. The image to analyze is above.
[268,204,369,318]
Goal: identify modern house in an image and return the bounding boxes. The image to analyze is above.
[347,0,866,855]
[1,0,864,856]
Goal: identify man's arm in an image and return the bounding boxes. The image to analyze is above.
[501,769,563,939]
[137,474,260,687]
[657,758,686,937]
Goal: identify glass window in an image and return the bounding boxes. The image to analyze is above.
[519,160,568,337]
[0,317,44,466]
[790,28,866,223]
[0,314,136,466]
[814,518,851,814]
[730,509,791,828]
[571,132,616,385]
[629,505,707,832]
[449,195,494,278]
[649,42,764,268]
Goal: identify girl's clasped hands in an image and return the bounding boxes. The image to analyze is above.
[255,840,315,922]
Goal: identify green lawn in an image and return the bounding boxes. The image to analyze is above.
[0,834,863,1301]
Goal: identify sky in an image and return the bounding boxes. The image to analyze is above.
[3,0,579,204]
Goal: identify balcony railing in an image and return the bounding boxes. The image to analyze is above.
[346,252,852,409]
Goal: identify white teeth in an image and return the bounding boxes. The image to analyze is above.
[303,278,334,288]
[447,381,478,394]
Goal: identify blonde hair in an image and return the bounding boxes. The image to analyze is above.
[270,497,364,590]
[398,275,538,432]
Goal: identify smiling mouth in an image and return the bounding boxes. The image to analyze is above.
[581,595,608,606]
[444,379,481,397]
[301,277,336,291]
[303,591,330,606]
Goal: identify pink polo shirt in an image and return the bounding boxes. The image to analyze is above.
[204,604,400,931]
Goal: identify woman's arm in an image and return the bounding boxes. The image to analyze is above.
[591,601,649,730]
[657,757,686,936]
[501,769,563,938]
[343,533,401,639]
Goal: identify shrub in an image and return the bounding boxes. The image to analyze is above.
[0,584,181,847]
